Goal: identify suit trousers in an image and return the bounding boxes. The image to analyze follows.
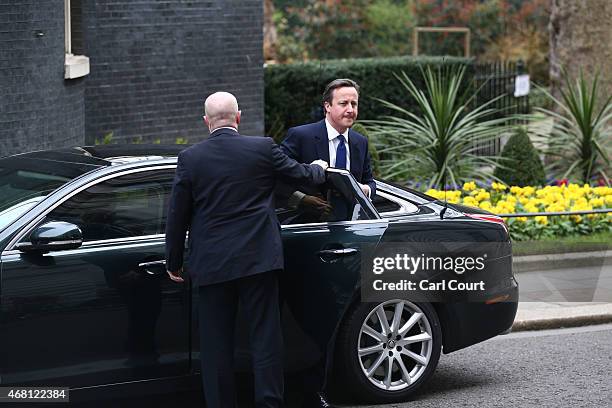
[198,270,284,408]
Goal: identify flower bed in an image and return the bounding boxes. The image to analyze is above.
[425,183,612,240]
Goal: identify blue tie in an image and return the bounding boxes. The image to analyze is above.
[335,134,347,169]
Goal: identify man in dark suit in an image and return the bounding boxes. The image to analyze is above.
[281,78,375,214]
[280,79,375,407]
[165,91,328,408]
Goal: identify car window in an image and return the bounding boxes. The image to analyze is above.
[374,191,420,217]
[275,170,376,225]
[372,193,401,213]
[0,157,96,231]
[39,169,175,242]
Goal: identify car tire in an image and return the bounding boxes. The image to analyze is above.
[335,300,442,403]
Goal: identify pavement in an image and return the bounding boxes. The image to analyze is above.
[511,249,612,331]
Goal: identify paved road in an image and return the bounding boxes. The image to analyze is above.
[343,324,612,408]
[77,324,611,408]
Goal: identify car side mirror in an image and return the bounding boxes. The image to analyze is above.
[16,221,83,253]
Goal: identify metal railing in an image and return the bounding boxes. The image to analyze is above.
[497,208,612,218]
[473,60,530,156]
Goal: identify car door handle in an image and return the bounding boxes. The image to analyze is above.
[138,260,166,275]
[317,248,360,263]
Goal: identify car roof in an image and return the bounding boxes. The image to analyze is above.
[11,145,187,167]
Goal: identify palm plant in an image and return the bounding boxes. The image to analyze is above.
[365,65,512,189]
[531,69,611,185]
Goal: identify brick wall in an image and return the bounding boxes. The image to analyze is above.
[0,0,85,157]
[81,0,264,144]
[0,0,264,156]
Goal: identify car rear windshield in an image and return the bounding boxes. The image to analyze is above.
[0,157,99,230]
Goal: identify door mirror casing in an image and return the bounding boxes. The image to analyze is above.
[16,221,83,253]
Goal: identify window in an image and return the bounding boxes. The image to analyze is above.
[372,194,401,214]
[0,157,91,231]
[41,170,175,242]
[373,191,420,217]
[64,0,89,79]
[275,171,376,225]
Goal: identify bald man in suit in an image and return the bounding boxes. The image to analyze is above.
[165,92,328,408]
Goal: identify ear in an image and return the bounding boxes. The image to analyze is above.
[236,110,241,125]
[204,116,210,127]
[323,101,331,115]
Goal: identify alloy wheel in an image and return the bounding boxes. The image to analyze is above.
[356,300,433,391]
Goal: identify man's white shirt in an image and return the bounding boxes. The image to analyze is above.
[325,118,350,171]
[325,119,371,198]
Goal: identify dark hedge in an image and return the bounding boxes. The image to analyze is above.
[264,56,474,140]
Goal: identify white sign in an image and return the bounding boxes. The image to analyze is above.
[514,74,530,97]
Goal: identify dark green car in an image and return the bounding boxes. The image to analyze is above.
[0,146,517,403]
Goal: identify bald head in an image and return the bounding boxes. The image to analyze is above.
[204,92,240,131]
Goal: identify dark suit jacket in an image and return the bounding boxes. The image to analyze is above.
[281,119,376,196]
[165,128,325,286]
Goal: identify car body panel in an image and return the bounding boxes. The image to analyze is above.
[1,236,190,386]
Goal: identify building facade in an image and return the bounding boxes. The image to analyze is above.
[0,0,264,156]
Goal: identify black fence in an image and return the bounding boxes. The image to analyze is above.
[473,60,531,156]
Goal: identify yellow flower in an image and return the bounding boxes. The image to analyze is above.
[535,215,548,225]
[571,203,592,212]
[426,189,443,200]
[545,203,565,212]
[605,195,612,205]
[474,190,490,202]
[426,189,462,202]
[590,198,604,208]
[463,196,478,207]
[571,214,583,223]
[516,217,528,222]
[479,201,493,211]
[491,182,507,191]
[463,181,477,192]
[593,186,611,196]
[574,197,588,207]
[523,186,535,197]
[510,186,522,195]
[495,200,515,213]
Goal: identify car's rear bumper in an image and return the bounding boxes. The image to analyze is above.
[434,278,519,353]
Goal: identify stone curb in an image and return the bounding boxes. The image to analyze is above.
[512,314,612,332]
[512,250,612,273]
[512,302,612,332]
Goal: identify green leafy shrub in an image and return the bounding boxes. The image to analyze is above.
[364,65,511,188]
[494,128,545,186]
[95,131,114,145]
[272,0,415,63]
[94,131,188,146]
[264,56,473,140]
[531,69,611,185]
